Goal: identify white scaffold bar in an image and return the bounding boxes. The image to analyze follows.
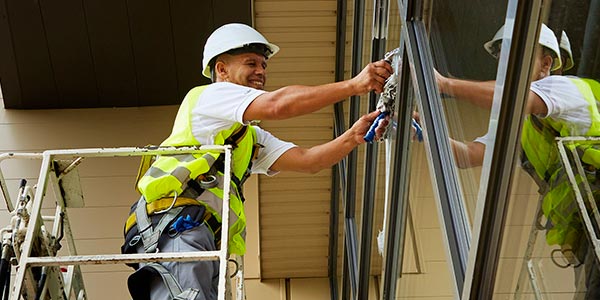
[217,145,233,300]
[2,145,237,300]
[556,137,600,266]
[0,152,43,212]
[25,251,222,267]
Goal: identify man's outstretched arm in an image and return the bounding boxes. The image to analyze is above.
[435,71,548,115]
[270,111,388,173]
[451,138,486,168]
[244,61,393,122]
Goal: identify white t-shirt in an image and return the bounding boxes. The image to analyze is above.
[475,75,591,145]
[190,82,297,175]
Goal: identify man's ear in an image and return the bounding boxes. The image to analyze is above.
[215,60,228,81]
[541,54,553,75]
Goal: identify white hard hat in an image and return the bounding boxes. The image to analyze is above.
[483,22,562,71]
[202,23,280,78]
[560,30,574,71]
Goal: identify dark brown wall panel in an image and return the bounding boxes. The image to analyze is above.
[127,0,178,106]
[212,0,252,27]
[83,0,138,107]
[170,0,213,98]
[0,0,22,108]
[0,0,252,109]
[6,0,58,108]
[39,0,98,108]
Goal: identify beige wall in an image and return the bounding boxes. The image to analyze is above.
[0,98,175,298]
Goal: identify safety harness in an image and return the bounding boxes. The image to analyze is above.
[122,110,264,299]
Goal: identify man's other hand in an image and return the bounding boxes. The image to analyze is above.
[351,60,394,94]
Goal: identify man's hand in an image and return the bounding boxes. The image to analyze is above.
[270,110,390,173]
[434,69,448,94]
[351,111,390,144]
[351,60,394,94]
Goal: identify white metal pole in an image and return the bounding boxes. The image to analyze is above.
[218,146,233,300]
[10,152,53,300]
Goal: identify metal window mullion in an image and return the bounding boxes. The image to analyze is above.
[463,0,543,298]
[341,0,366,297]
[329,0,349,297]
[381,43,413,300]
[345,218,360,297]
[402,15,471,297]
[329,165,340,300]
[357,0,390,298]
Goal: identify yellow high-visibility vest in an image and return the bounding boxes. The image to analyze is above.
[521,78,600,247]
[137,85,257,255]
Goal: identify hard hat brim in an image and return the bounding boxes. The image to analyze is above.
[202,42,280,78]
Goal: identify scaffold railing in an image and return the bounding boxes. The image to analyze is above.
[556,137,600,266]
[515,136,600,299]
[0,146,243,300]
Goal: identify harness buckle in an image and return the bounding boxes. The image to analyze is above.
[129,235,141,247]
[198,174,218,189]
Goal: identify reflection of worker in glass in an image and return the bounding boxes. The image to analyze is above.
[436,23,600,298]
[553,30,576,75]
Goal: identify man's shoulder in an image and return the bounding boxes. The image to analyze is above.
[534,75,573,86]
[531,75,581,97]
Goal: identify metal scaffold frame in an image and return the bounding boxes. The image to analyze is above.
[557,137,600,266]
[514,136,600,299]
[0,146,241,300]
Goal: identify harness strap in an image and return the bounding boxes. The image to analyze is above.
[221,126,261,200]
[213,155,246,203]
[225,125,249,149]
[135,197,184,253]
[149,263,199,300]
[125,198,223,252]
[128,263,199,300]
[240,143,264,186]
[125,197,201,234]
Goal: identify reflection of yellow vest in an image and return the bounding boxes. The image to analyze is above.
[137,85,257,255]
[521,78,600,247]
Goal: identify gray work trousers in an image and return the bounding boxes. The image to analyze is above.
[138,223,219,300]
[574,237,600,299]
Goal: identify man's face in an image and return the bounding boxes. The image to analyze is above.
[217,52,268,90]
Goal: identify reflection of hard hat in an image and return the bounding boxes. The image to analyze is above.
[560,31,574,71]
[202,23,280,78]
[483,22,562,71]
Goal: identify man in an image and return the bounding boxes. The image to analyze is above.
[122,23,392,300]
[437,23,600,298]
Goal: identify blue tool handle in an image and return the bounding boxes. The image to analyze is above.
[363,111,389,143]
[412,119,423,142]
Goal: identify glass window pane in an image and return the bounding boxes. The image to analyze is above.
[492,0,600,298]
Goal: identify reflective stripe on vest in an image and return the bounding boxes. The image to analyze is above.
[542,170,587,247]
[521,77,600,247]
[137,85,257,255]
